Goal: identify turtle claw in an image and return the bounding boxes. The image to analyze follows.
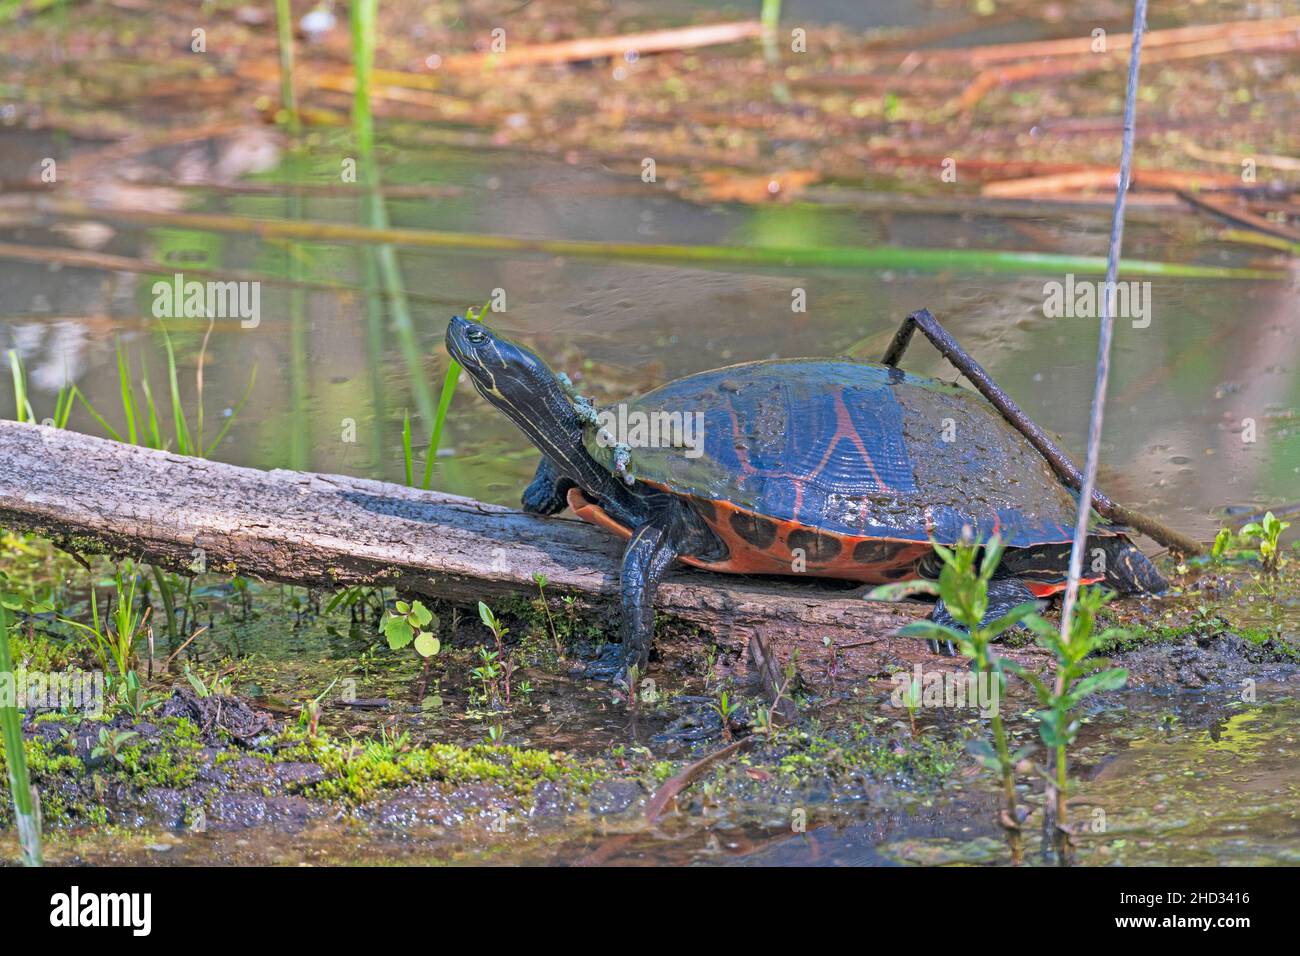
[926,638,957,657]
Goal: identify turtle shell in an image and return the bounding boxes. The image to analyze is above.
[579,359,1106,583]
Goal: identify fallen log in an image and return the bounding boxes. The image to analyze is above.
[0,421,1014,693]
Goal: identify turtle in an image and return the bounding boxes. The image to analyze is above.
[445,309,1166,681]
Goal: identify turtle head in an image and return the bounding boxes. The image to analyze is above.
[445,314,583,465]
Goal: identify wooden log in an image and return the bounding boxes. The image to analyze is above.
[0,421,1019,692]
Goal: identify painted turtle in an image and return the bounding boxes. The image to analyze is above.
[446,311,1165,680]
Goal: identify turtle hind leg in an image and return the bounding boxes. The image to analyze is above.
[1091,535,1168,595]
[927,576,1038,656]
[521,457,574,515]
[582,521,679,682]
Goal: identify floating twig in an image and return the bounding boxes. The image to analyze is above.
[437,21,765,73]
[645,737,754,824]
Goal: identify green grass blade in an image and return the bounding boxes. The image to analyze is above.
[204,365,258,456]
[53,201,1288,280]
[7,349,31,424]
[140,376,163,450]
[351,0,435,423]
[402,410,414,487]
[421,361,460,489]
[0,605,43,866]
[53,384,74,429]
[273,0,300,133]
[160,327,192,455]
[115,341,139,445]
[71,385,126,443]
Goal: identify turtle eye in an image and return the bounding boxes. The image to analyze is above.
[465,325,488,344]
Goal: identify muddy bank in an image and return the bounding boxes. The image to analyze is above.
[1,529,1297,866]
[3,614,1294,866]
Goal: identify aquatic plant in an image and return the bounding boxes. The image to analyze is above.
[0,604,43,865]
[90,728,140,767]
[875,536,1134,864]
[382,598,441,659]
[325,584,385,623]
[6,349,74,428]
[752,655,798,737]
[475,601,514,705]
[272,0,300,132]
[1002,588,1128,864]
[58,565,153,716]
[298,678,339,738]
[711,690,741,742]
[900,673,922,737]
[1239,511,1290,577]
[470,646,503,706]
[531,573,563,656]
[76,330,255,459]
[402,302,489,489]
[873,535,1038,864]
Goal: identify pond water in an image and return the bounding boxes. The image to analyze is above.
[0,0,1297,867]
[2,129,1296,542]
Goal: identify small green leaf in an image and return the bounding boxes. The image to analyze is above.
[898,620,966,644]
[965,737,1002,772]
[1066,667,1127,706]
[983,602,1041,639]
[410,601,433,627]
[414,632,440,658]
[384,615,414,649]
[866,579,939,601]
[1010,744,1036,763]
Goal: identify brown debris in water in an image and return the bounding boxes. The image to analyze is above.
[159,687,274,746]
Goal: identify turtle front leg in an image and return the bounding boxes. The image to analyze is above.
[583,521,679,682]
[521,457,575,515]
[927,576,1038,656]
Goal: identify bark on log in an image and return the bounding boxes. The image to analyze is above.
[0,421,1047,692]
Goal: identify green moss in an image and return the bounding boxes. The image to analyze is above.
[113,717,205,789]
[267,728,607,803]
[771,724,960,783]
[20,737,84,776]
[5,630,84,671]
[1093,623,1190,654]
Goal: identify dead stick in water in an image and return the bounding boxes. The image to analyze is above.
[954,32,1299,113]
[0,241,457,307]
[645,737,755,824]
[983,169,1238,198]
[437,21,764,73]
[882,310,1202,556]
[918,14,1300,66]
[1176,191,1300,244]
